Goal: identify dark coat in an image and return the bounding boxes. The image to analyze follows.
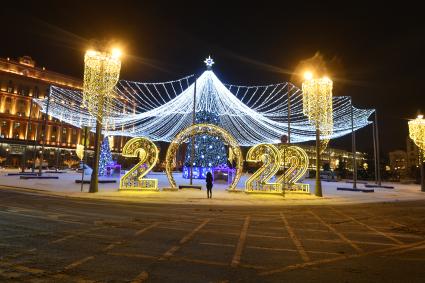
[206,172,213,189]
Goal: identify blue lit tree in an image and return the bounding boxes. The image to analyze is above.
[99,136,113,176]
[184,110,227,178]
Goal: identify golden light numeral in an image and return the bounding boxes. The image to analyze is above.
[245,144,282,192]
[277,145,310,193]
[119,137,159,191]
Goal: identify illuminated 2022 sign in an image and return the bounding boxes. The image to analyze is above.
[245,144,310,194]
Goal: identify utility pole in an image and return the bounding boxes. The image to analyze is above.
[351,99,357,189]
[22,98,34,172]
[375,110,382,186]
[55,120,63,171]
[39,87,51,176]
[81,126,89,192]
[189,79,197,185]
[421,150,425,192]
[89,96,103,193]
[287,83,291,144]
[372,118,378,184]
[32,108,41,173]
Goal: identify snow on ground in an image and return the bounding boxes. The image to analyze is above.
[1,168,424,206]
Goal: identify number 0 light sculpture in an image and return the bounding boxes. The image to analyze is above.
[302,72,333,197]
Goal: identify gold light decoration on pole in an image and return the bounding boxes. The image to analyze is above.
[83,47,122,193]
[83,48,121,121]
[409,115,425,156]
[408,114,425,192]
[302,72,333,197]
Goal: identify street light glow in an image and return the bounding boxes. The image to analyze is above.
[111,48,122,59]
[303,71,313,81]
[86,50,97,56]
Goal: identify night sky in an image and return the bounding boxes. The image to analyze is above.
[1,1,424,157]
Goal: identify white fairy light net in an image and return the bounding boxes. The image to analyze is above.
[35,70,374,146]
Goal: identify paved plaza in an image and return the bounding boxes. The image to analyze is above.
[1,170,425,206]
[0,185,425,282]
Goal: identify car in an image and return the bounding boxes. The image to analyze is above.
[320,170,337,181]
[76,163,93,176]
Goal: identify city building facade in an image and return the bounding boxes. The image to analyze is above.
[388,150,408,178]
[300,145,367,171]
[0,56,127,169]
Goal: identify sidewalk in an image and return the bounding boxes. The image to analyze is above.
[1,169,424,206]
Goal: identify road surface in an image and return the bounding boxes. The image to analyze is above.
[0,186,424,282]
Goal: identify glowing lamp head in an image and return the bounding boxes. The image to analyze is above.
[303,71,313,81]
[86,50,97,57]
[111,48,122,59]
[418,114,424,119]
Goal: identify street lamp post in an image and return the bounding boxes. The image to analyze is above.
[189,79,197,185]
[39,88,51,176]
[408,114,425,192]
[31,109,41,173]
[302,72,333,197]
[351,98,357,189]
[22,97,34,172]
[83,47,122,193]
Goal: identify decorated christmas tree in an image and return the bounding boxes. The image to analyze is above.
[184,110,227,179]
[99,136,113,176]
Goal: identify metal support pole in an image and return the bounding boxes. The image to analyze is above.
[375,110,382,186]
[32,109,41,173]
[22,98,34,172]
[89,60,106,194]
[282,145,287,191]
[315,128,322,197]
[351,100,357,189]
[372,119,378,184]
[287,83,291,144]
[189,79,197,185]
[55,120,63,171]
[39,88,51,176]
[81,126,88,192]
[421,151,425,192]
[89,119,102,193]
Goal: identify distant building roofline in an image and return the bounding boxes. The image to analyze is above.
[0,56,82,90]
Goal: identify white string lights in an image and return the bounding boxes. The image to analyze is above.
[35,70,374,146]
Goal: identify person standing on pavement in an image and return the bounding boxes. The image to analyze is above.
[206,171,213,198]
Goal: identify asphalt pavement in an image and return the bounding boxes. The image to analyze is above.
[0,186,424,282]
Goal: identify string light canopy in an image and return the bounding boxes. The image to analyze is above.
[35,59,374,146]
[409,114,425,157]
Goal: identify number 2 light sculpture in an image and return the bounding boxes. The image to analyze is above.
[119,137,159,191]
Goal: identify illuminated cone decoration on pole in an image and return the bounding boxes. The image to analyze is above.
[83,47,121,192]
[408,115,425,192]
[302,73,333,197]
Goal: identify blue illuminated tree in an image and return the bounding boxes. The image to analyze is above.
[99,136,112,176]
[184,110,227,178]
